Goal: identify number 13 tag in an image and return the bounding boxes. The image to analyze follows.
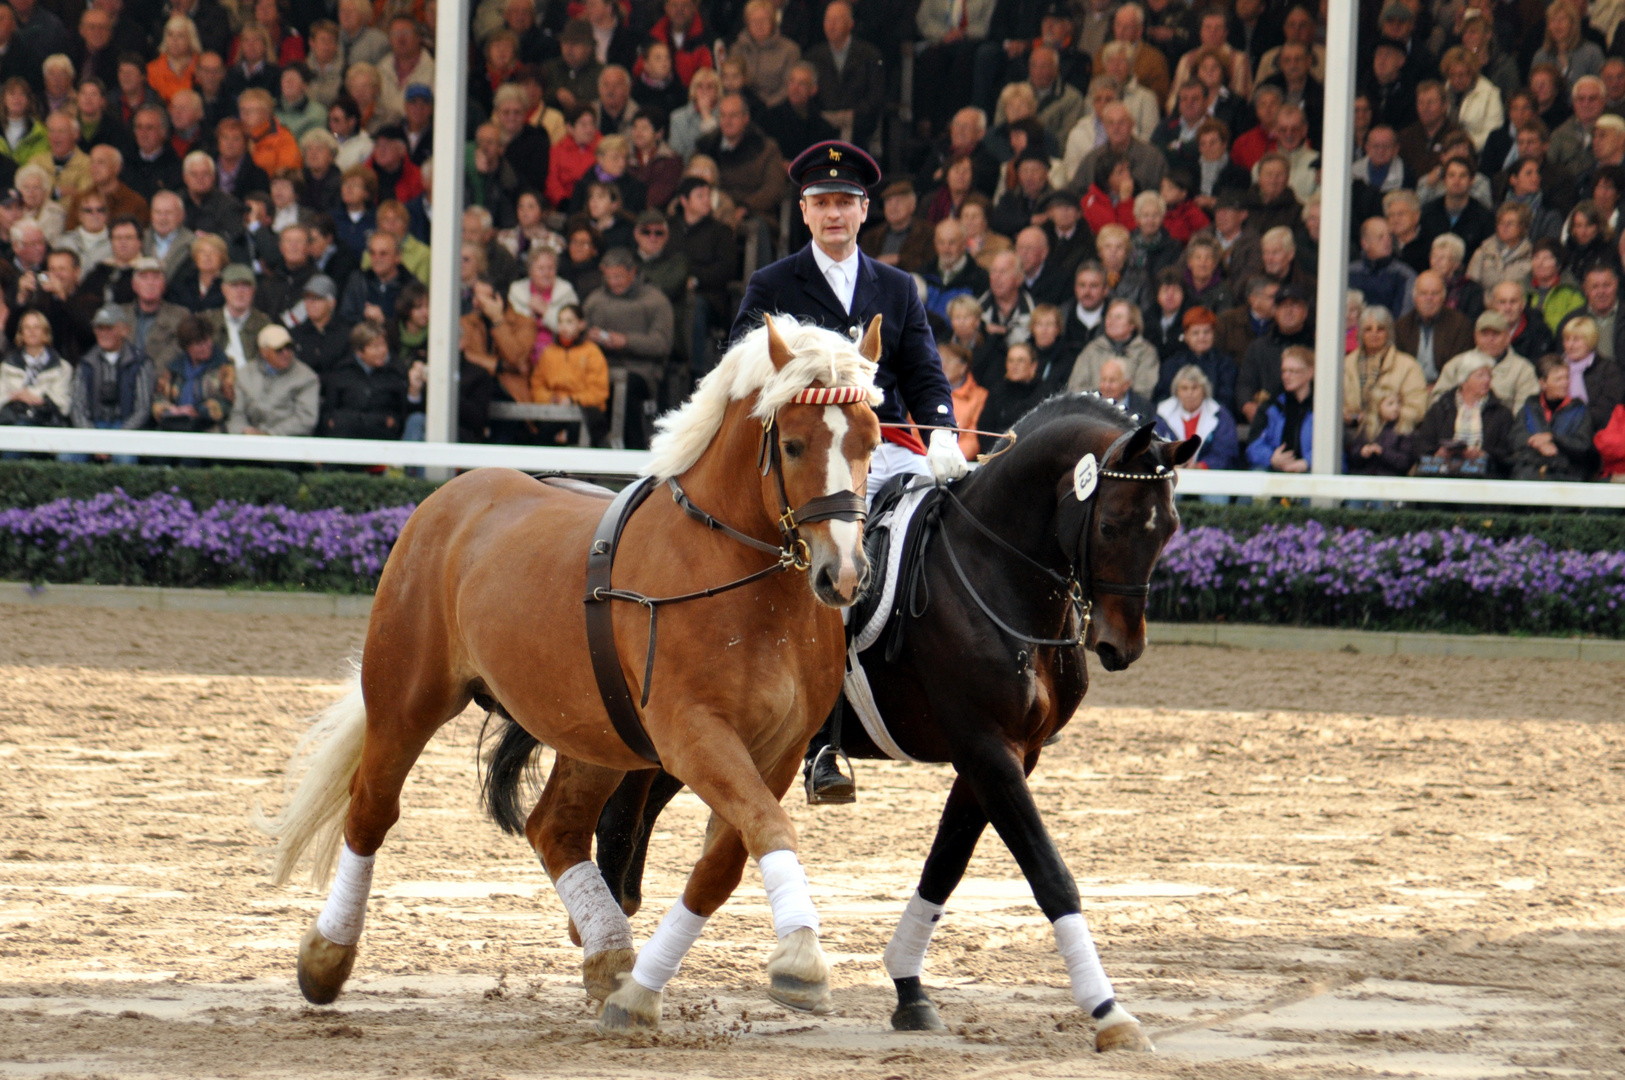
[1073,453,1098,501]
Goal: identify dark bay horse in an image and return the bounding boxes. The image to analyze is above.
[567,394,1198,1051]
[260,316,882,1033]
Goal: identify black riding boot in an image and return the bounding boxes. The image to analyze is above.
[803,703,855,804]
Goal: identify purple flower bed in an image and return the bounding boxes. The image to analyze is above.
[0,489,415,593]
[1152,521,1625,637]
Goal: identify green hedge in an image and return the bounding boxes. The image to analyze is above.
[1177,501,1625,554]
[0,461,441,512]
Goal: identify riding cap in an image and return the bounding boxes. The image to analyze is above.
[789,140,881,199]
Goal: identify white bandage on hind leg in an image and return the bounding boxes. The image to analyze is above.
[1053,912,1115,1014]
[315,844,374,946]
[630,900,708,993]
[882,891,944,979]
[553,862,634,954]
[757,849,820,939]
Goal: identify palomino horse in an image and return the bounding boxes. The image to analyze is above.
[260,316,882,1033]
[560,394,1198,1051]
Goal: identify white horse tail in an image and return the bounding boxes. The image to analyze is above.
[256,673,369,887]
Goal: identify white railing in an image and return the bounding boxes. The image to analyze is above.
[4,428,1625,509]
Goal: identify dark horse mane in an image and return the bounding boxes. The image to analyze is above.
[967,393,1144,491]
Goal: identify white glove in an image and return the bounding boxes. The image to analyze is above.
[927,427,970,484]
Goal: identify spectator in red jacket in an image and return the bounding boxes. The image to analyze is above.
[644,0,713,88]
[1159,168,1210,243]
[546,105,601,209]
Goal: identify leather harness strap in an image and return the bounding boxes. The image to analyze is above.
[582,398,871,767]
[584,476,663,764]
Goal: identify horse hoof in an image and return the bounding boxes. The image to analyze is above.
[891,1000,945,1032]
[296,921,357,1005]
[765,927,832,1015]
[1096,1018,1154,1053]
[583,947,636,1002]
[597,974,661,1033]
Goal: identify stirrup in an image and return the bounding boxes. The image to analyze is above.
[804,744,856,806]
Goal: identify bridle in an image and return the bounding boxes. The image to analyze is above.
[587,384,872,719]
[939,425,1173,649]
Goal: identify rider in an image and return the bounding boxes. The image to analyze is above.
[731,140,970,802]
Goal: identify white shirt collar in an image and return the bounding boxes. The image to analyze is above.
[811,242,859,313]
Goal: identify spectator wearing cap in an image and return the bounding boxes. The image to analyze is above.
[399,82,433,166]
[1395,270,1473,382]
[119,254,187,366]
[277,63,327,141]
[1154,305,1235,408]
[366,124,421,205]
[631,208,686,308]
[321,319,411,439]
[803,1,884,149]
[376,16,433,122]
[151,312,234,431]
[760,63,836,164]
[991,149,1055,239]
[581,245,673,448]
[67,304,152,455]
[544,20,603,112]
[693,92,787,226]
[1432,308,1539,412]
[203,262,270,369]
[1155,361,1240,471]
[666,176,731,368]
[289,272,351,379]
[228,321,318,435]
[922,216,990,316]
[859,178,933,273]
[1041,190,1094,276]
[1236,282,1311,425]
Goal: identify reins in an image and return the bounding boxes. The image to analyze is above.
[586,385,871,738]
[933,426,1173,650]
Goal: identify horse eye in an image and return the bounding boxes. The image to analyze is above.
[783,439,805,459]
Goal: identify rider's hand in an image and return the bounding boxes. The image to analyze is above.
[927,427,969,483]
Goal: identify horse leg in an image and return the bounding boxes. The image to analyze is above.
[525,754,634,1003]
[671,735,835,1015]
[883,772,989,1032]
[598,808,749,1032]
[294,678,465,1006]
[955,737,1152,1053]
[595,768,685,916]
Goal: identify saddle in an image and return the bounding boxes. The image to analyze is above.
[850,475,943,664]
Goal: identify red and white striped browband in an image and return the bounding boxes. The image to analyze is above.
[789,385,870,405]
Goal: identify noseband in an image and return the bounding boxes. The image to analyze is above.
[940,426,1172,649]
[583,384,872,765]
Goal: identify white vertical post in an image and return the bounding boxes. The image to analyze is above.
[425,4,470,470]
[1311,0,1358,489]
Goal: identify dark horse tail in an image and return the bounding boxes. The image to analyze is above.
[479,714,543,836]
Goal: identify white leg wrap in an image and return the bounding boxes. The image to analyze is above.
[630,900,708,993]
[1053,912,1115,1014]
[882,891,944,980]
[553,862,634,954]
[757,849,820,939]
[315,844,374,947]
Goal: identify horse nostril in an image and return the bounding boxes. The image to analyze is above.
[816,567,835,595]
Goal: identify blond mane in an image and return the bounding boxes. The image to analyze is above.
[643,315,884,481]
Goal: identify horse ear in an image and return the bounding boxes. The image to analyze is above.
[1116,421,1157,465]
[764,315,794,371]
[858,314,883,364]
[1171,434,1202,465]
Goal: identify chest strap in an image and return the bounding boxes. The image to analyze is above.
[584,476,662,764]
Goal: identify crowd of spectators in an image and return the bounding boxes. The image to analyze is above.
[0,0,1622,480]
